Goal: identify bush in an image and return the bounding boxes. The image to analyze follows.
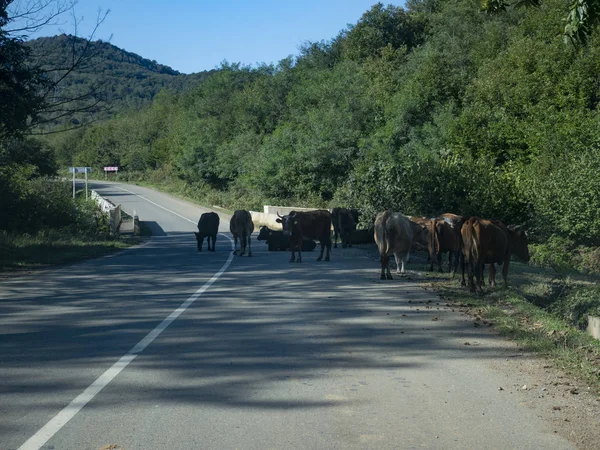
[549,284,600,329]
[529,235,576,273]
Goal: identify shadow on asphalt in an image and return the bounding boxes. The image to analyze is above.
[0,232,511,412]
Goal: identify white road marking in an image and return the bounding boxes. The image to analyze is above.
[19,186,234,450]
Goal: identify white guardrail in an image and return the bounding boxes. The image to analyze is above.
[91,190,122,234]
[249,205,321,230]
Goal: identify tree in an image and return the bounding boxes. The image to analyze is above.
[0,0,109,139]
[481,0,600,46]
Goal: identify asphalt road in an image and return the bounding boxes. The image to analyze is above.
[0,181,576,450]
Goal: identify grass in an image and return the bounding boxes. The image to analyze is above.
[0,230,142,274]
[418,258,600,395]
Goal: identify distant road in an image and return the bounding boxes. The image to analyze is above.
[0,181,575,450]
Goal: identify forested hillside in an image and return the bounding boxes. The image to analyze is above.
[26,35,212,128]
[5,0,600,255]
[56,0,600,249]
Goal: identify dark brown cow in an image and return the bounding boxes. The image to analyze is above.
[407,216,431,258]
[194,212,219,252]
[428,213,464,274]
[375,210,428,279]
[276,210,332,262]
[461,217,529,292]
[486,223,530,286]
[230,210,254,256]
[332,207,359,248]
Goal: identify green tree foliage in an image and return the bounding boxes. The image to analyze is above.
[57,0,600,247]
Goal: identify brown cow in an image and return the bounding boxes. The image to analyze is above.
[461,217,529,292]
[428,213,464,274]
[276,210,332,262]
[486,224,530,286]
[408,216,431,252]
[375,210,428,280]
[230,210,254,256]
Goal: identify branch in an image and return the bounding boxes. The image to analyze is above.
[5,0,77,36]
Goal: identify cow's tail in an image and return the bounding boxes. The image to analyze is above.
[378,210,393,255]
[470,220,481,263]
[428,219,439,254]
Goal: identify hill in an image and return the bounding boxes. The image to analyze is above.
[26,34,212,129]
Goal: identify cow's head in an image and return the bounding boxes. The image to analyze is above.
[257,226,270,241]
[276,211,297,235]
[193,232,202,250]
[508,225,530,262]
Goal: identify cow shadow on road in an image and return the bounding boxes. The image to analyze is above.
[1,231,521,415]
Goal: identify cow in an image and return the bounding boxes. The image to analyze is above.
[374,210,428,280]
[460,217,530,292]
[230,210,254,256]
[428,213,464,274]
[407,216,431,262]
[194,212,219,252]
[331,207,359,248]
[276,210,332,262]
[350,227,375,245]
[257,226,317,252]
[485,224,530,287]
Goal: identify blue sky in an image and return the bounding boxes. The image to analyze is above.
[21,1,402,74]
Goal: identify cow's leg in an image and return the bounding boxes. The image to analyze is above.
[247,234,252,257]
[381,254,392,280]
[400,252,407,275]
[451,251,459,277]
[466,256,475,292]
[239,232,245,256]
[502,259,510,288]
[325,237,331,261]
[437,251,443,272]
[289,246,296,262]
[406,251,411,263]
[334,229,338,249]
[475,261,484,292]
[489,264,496,287]
[233,235,239,255]
[394,252,402,274]
[461,254,467,287]
[429,248,435,271]
[316,238,324,261]
[297,240,303,263]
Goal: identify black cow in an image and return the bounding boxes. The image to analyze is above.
[276,210,332,262]
[257,226,317,252]
[331,207,359,248]
[194,212,219,252]
[350,228,374,245]
[230,210,254,256]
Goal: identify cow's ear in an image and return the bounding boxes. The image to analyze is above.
[276,218,282,223]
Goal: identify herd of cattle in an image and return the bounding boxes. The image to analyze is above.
[194,207,530,293]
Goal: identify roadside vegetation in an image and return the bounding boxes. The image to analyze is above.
[417,257,600,394]
[0,177,139,273]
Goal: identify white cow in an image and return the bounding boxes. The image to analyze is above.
[374,210,428,279]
